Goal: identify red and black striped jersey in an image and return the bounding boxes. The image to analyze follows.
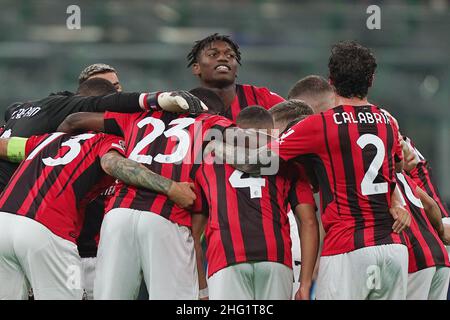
[222,84,284,120]
[104,111,233,227]
[271,105,406,256]
[396,173,449,272]
[288,164,316,210]
[405,137,450,218]
[77,184,116,257]
[194,154,311,277]
[0,132,125,243]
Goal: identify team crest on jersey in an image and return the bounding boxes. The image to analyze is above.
[112,140,126,151]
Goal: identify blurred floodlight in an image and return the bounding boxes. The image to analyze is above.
[154,4,180,23]
[420,75,440,99]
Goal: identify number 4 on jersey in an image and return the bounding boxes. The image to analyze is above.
[229,169,266,199]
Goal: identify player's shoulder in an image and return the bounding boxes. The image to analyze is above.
[196,112,234,127]
[239,84,283,99]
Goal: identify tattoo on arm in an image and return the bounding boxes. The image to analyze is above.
[101,151,173,195]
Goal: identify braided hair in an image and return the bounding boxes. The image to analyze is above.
[187,33,242,67]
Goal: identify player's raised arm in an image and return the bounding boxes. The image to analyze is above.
[207,141,266,174]
[66,90,207,114]
[100,150,196,209]
[211,114,317,175]
[415,186,446,242]
[390,185,412,233]
[57,112,105,134]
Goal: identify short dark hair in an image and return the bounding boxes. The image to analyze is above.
[78,63,117,84]
[189,87,226,115]
[328,41,377,99]
[76,78,117,96]
[187,33,242,67]
[269,99,314,124]
[288,75,333,100]
[236,106,274,129]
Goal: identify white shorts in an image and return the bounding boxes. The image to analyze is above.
[288,210,301,299]
[407,266,450,300]
[0,212,82,300]
[94,208,198,300]
[208,261,293,300]
[81,257,96,300]
[316,244,408,300]
[442,217,450,257]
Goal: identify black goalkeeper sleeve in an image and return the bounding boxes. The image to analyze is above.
[63,92,161,114]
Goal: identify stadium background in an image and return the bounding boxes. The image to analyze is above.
[0,0,449,203]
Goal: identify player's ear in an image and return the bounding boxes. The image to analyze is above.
[192,63,201,77]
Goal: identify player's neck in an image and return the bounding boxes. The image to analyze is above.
[200,83,236,107]
[335,95,370,107]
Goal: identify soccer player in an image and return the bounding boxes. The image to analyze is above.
[0,131,195,299]
[268,100,318,299]
[192,106,318,300]
[397,171,450,297]
[78,63,122,92]
[187,33,284,120]
[396,140,450,299]
[287,75,335,114]
[396,173,450,299]
[212,41,412,299]
[58,88,233,299]
[73,77,119,300]
[404,136,450,225]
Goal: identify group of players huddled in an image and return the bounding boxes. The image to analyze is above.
[0,34,449,300]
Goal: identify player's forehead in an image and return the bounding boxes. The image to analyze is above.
[89,72,119,83]
[203,40,235,53]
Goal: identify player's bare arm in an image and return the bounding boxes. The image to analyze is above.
[58,91,208,134]
[191,213,208,300]
[415,186,446,243]
[390,185,412,233]
[0,138,9,161]
[57,112,105,134]
[206,129,274,174]
[294,203,319,300]
[0,137,27,163]
[400,138,419,172]
[100,150,196,209]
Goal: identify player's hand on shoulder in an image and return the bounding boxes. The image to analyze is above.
[167,181,197,209]
[389,206,411,233]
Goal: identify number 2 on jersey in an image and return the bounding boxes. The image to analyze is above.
[357,134,388,196]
